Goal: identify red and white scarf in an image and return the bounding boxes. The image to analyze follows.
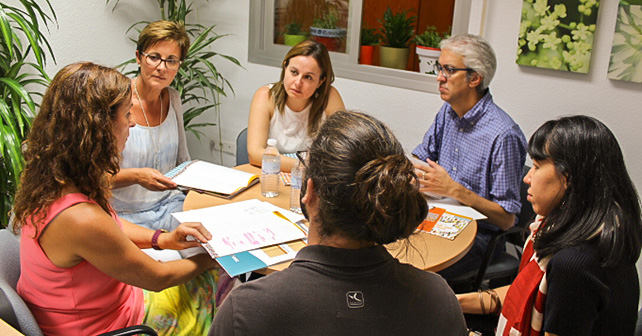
[496,216,550,336]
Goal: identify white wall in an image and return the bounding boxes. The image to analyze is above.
[36,0,642,295]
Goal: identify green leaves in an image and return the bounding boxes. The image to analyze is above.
[0,1,56,228]
[414,26,450,48]
[379,7,416,48]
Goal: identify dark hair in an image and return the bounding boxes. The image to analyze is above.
[137,20,190,60]
[270,40,335,137]
[13,62,131,236]
[529,115,642,266]
[305,110,428,244]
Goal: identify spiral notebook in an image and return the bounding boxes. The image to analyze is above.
[166,160,259,199]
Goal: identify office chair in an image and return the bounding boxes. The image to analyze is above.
[0,229,157,336]
[236,127,249,166]
[447,165,535,292]
[634,308,642,336]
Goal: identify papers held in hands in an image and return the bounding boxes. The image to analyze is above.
[166,160,259,199]
[172,199,308,276]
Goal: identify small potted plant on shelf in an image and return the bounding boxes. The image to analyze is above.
[378,7,416,70]
[415,26,450,75]
[310,10,346,52]
[360,27,381,65]
[283,21,307,46]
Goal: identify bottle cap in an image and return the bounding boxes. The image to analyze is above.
[267,138,277,146]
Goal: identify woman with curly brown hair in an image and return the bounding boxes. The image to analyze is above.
[13,62,217,336]
[212,111,467,336]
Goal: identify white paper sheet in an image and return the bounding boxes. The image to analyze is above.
[172,199,306,258]
[426,197,487,220]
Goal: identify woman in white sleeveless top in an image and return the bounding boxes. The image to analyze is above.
[247,40,345,172]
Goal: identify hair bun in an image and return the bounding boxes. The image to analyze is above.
[352,154,426,244]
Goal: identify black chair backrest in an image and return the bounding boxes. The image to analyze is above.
[508,165,535,246]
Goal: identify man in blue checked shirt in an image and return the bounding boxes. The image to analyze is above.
[412,34,527,283]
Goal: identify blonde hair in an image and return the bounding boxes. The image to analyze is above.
[137,20,190,60]
[269,40,335,137]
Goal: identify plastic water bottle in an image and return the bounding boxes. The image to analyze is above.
[289,153,305,213]
[261,139,281,197]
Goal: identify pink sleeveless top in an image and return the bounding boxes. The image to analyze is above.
[17,193,144,336]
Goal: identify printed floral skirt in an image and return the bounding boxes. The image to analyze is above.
[143,268,234,336]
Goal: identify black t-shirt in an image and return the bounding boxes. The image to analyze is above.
[211,244,468,336]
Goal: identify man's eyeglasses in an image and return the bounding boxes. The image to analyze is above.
[140,51,182,70]
[296,150,308,168]
[434,62,474,78]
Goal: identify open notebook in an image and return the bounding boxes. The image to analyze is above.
[166,160,259,199]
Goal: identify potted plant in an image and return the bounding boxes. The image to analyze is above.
[0,0,56,229]
[415,26,450,75]
[310,10,346,52]
[378,7,416,70]
[283,21,307,46]
[360,27,381,65]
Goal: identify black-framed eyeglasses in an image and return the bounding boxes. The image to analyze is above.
[140,51,182,70]
[296,150,308,168]
[434,61,474,78]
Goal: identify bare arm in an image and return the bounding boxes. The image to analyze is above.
[120,217,211,251]
[247,86,274,168]
[415,159,516,230]
[456,285,509,314]
[324,86,345,116]
[112,167,177,191]
[40,203,216,292]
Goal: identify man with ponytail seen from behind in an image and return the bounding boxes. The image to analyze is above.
[210,110,467,336]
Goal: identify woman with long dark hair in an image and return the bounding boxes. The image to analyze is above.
[458,115,642,335]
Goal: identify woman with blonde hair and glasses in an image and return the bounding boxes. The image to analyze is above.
[247,39,345,172]
[110,20,191,231]
[13,62,218,336]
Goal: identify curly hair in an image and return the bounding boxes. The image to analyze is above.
[304,110,428,245]
[13,62,131,236]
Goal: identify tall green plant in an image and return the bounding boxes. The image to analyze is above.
[107,0,241,147]
[0,1,56,229]
[379,7,416,48]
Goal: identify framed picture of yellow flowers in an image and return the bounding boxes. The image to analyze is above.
[517,0,599,74]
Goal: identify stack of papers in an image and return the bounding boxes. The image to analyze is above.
[172,199,308,276]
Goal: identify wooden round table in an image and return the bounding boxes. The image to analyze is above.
[184,164,476,273]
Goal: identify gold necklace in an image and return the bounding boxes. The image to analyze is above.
[133,78,163,170]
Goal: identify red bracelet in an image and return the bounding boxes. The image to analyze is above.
[151,229,168,250]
